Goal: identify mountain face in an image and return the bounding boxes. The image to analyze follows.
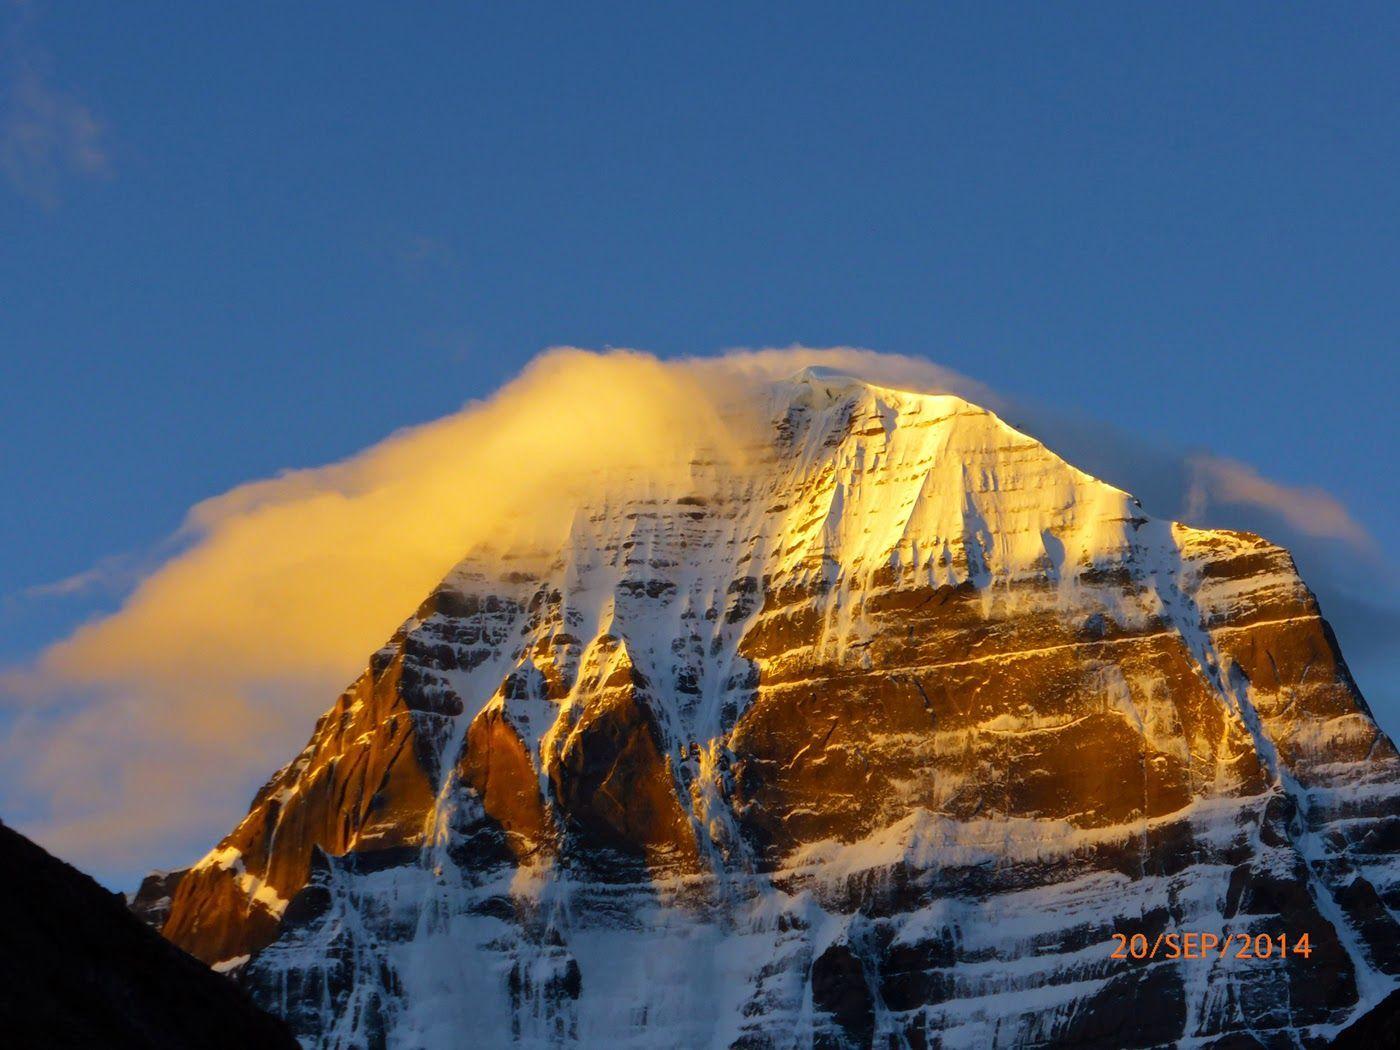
[0,819,297,1050]
[154,371,1400,1047]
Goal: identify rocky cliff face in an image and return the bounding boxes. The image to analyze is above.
[129,867,186,930]
[156,371,1400,1047]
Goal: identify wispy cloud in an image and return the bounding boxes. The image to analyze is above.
[1,2,110,206]
[15,552,148,602]
[21,566,110,600]
[1184,453,1376,552]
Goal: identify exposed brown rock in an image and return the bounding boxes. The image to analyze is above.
[460,705,548,855]
[547,639,699,871]
[163,647,442,964]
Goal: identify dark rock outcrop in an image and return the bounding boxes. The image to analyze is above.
[128,867,186,930]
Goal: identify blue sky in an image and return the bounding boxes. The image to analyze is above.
[1,3,1397,880]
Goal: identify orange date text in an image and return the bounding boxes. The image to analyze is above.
[1109,931,1314,961]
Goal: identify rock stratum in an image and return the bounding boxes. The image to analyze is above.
[154,371,1400,1047]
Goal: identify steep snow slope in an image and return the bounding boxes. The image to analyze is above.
[158,371,1400,1047]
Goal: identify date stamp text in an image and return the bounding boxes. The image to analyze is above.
[1110,932,1314,961]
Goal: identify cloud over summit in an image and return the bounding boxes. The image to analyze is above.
[1,346,1390,880]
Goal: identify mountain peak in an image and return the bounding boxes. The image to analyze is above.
[787,363,871,392]
[781,363,980,414]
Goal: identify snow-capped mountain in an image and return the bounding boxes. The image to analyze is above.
[152,370,1400,1047]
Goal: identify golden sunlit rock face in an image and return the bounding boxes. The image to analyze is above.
[157,372,1399,1047]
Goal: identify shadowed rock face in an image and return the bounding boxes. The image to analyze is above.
[129,867,185,930]
[155,373,1400,1048]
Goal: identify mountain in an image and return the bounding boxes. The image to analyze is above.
[152,370,1400,1047]
[0,819,297,1049]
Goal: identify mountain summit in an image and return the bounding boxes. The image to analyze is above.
[153,374,1399,1047]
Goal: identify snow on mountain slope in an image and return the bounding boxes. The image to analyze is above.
[155,370,1400,1047]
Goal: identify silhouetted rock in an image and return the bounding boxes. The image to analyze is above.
[0,820,295,1050]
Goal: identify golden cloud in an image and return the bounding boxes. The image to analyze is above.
[2,347,979,874]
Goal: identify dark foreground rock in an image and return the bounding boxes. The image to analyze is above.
[0,819,296,1050]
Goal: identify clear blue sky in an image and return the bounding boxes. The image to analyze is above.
[3,5,1396,713]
